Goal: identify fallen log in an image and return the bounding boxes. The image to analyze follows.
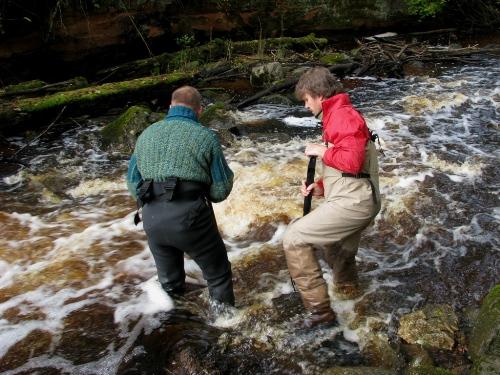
[1,77,89,98]
[0,72,190,134]
[95,34,328,83]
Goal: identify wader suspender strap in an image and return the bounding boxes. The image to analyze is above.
[134,179,154,226]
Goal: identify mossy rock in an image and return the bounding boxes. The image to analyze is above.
[361,332,400,369]
[199,102,236,130]
[250,62,284,88]
[199,89,232,103]
[4,80,46,93]
[101,105,161,153]
[404,365,455,375]
[401,343,434,369]
[320,52,350,65]
[469,285,500,375]
[322,367,397,375]
[398,305,458,350]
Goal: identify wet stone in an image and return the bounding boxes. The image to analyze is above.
[118,309,224,374]
[361,332,400,369]
[0,329,52,371]
[469,285,500,375]
[401,343,434,368]
[55,303,120,365]
[313,333,366,368]
[398,305,459,350]
[271,291,305,322]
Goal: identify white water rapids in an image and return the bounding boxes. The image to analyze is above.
[0,56,498,374]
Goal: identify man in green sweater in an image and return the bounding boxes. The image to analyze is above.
[127,86,235,306]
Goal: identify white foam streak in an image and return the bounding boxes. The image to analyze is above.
[114,277,174,323]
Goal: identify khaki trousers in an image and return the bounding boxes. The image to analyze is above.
[283,177,379,312]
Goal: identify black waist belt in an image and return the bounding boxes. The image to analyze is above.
[341,172,377,204]
[341,172,370,178]
[134,179,207,225]
[152,179,207,201]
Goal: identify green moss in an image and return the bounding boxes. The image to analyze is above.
[100,105,161,153]
[199,102,228,126]
[101,105,150,145]
[17,72,188,113]
[5,80,46,93]
[404,365,454,375]
[469,285,500,375]
[320,52,349,65]
[404,0,447,18]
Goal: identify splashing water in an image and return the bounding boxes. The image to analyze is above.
[0,56,499,373]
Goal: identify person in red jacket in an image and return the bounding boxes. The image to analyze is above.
[283,67,381,328]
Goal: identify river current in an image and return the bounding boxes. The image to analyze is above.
[0,56,498,374]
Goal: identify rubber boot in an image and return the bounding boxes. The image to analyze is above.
[301,302,337,329]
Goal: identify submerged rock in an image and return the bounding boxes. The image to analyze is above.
[0,329,52,371]
[361,332,400,369]
[398,305,459,350]
[100,105,163,153]
[469,285,500,375]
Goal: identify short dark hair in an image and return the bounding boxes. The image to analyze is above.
[171,85,202,110]
[295,67,343,100]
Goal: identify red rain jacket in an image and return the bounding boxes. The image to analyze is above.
[321,93,370,174]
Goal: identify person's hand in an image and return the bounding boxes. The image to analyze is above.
[301,180,324,197]
[305,143,327,159]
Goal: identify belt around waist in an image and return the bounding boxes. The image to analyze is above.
[152,180,207,201]
[341,172,370,179]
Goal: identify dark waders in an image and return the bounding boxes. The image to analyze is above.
[139,179,235,305]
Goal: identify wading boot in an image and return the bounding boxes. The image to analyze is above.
[301,307,337,329]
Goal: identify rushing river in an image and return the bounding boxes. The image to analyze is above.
[0,56,498,374]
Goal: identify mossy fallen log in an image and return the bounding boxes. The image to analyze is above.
[96,34,328,82]
[0,72,190,134]
[1,77,89,98]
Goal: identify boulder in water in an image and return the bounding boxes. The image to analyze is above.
[361,332,400,369]
[100,105,163,153]
[469,285,500,375]
[398,304,458,350]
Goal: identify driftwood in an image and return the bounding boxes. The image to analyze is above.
[236,63,357,109]
[354,38,500,77]
[95,34,328,83]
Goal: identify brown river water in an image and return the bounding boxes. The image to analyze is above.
[0,55,498,374]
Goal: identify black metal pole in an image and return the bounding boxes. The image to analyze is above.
[303,156,317,216]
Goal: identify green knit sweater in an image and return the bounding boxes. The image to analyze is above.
[127,105,233,202]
